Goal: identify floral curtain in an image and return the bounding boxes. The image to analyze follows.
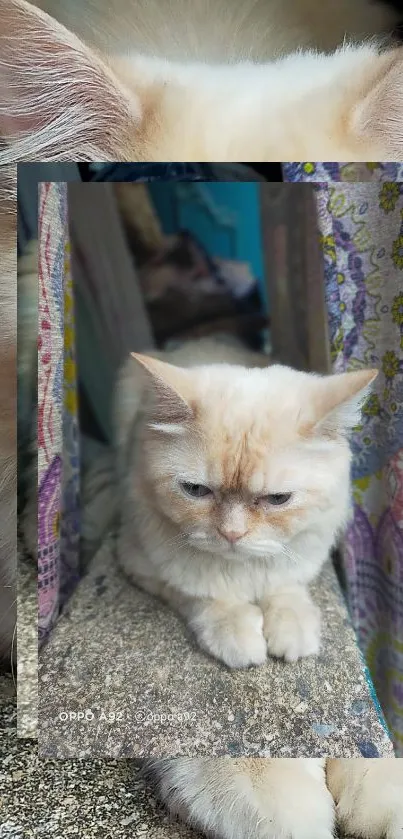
[38,182,80,644]
[283,163,403,184]
[284,163,403,755]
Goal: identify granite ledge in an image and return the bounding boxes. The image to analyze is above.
[38,532,393,758]
[0,683,389,838]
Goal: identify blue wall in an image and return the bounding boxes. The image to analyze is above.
[149,182,268,310]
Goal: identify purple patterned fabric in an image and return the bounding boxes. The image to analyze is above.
[283,163,403,182]
[38,182,80,643]
[284,163,403,754]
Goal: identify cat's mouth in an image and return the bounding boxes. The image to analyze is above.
[187,533,243,557]
[187,533,283,561]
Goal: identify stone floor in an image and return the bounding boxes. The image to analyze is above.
[37,533,393,758]
[0,676,197,838]
[0,678,372,839]
[17,552,37,739]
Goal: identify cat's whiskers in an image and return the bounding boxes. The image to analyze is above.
[157,533,189,552]
[280,543,304,565]
[151,526,201,555]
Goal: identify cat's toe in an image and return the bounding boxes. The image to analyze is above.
[192,602,267,668]
[226,605,267,668]
[328,759,403,839]
[335,775,403,838]
[336,794,403,838]
[263,602,321,662]
[216,604,267,669]
[223,631,267,669]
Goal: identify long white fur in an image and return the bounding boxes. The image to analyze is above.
[0,0,141,164]
[150,757,403,839]
[32,0,398,59]
[1,0,402,164]
[113,43,403,161]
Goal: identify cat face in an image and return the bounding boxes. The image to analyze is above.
[133,356,377,561]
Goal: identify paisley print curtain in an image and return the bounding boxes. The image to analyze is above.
[284,163,403,754]
[38,182,80,644]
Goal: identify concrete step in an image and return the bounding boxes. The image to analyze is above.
[0,689,370,839]
[38,532,392,759]
[0,696,198,838]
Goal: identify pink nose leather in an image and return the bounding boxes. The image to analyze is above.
[218,528,247,544]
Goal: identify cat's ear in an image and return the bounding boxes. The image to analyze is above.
[312,368,378,436]
[131,353,193,433]
[0,0,141,162]
[351,48,403,158]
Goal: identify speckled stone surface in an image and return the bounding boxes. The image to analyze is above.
[0,679,386,839]
[0,677,198,838]
[38,533,393,758]
[17,552,38,738]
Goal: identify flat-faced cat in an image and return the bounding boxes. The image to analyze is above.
[115,339,377,668]
[0,0,402,164]
[149,757,403,839]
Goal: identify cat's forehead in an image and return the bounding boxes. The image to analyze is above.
[203,427,297,492]
[191,407,304,494]
[187,365,325,492]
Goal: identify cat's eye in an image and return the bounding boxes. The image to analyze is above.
[263,493,292,506]
[180,482,212,499]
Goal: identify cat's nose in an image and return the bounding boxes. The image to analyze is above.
[217,528,247,544]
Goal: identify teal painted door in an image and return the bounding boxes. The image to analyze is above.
[148,182,268,310]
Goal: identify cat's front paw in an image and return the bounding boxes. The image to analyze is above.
[191,602,267,668]
[328,759,403,839]
[262,590,320,662]
[154,756,335,839]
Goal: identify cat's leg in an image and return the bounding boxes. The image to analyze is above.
[259,585,321,662]
[148,757,334,839]
[185,598,267,669]
[327,758,403,839]
[133,572,267,668]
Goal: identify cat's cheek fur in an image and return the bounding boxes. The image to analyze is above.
[151,757,333,839]
[327,758,403,839]
[189,601,267,669]
[261,587,321,662]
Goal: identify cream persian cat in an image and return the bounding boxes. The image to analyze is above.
[0,0,402,163]
[149,757,403,839]
[115,339,377,668]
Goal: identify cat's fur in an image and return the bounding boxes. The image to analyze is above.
[0,0,403,164]
[116,340,377,668]
[149,757,403,839]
